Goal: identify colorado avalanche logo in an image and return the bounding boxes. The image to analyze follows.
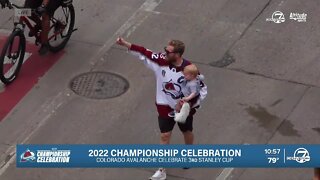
[20,149,36,162]
[162,80,182,99]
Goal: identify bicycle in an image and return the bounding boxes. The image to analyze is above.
[0,0,75,85]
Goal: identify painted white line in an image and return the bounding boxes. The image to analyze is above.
[88,0,162,67]
[216,143,250,180]
[125,15,149,38]
[141,0,162,12]
[0,92,62,176]
[216,168,234,180]
[0,0,163,176]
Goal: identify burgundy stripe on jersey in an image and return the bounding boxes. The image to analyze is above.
[130,44,169,66]
[170,59,192,72]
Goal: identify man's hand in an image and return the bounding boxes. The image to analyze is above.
[0,0,9,9]
[178,100,186,107]
[116,37,132,49]
[182,97,189,102]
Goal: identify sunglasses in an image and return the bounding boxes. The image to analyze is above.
[164,47,176,55]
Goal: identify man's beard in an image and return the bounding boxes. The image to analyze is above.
[166,56,177,64]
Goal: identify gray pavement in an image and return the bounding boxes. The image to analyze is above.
[0,0,319,179]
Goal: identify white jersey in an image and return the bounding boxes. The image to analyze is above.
[129,44,207,114]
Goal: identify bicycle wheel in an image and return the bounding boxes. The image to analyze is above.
[47,4,75,52]
[0,30,26,85]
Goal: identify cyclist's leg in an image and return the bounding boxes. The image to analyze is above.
[40,13,50,44]
[41,0,62,44]
[38,12,50,55]
[39,0,62,53]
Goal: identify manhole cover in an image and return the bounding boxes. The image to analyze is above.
[70,72,129,99]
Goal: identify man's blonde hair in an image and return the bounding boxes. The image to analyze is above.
[184,64,199,77]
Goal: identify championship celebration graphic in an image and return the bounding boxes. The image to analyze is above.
[16,145,320,168]
[19,148,71,164]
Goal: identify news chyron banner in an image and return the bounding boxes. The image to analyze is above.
[16,144,320,168]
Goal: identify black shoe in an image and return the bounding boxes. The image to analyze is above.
[182,167,190,170]
[38,44,49,56]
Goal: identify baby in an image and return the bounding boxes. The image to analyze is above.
[169,64,203,120]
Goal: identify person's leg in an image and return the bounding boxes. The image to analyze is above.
[183,130,194,145]
[178,115,194,145]
[158,116,175,144]
[40,13,50,44]
[151,116,175,179]
[314,168,320,180]
[38,13,50,55]
[160,131,172,144]
[38,0,62,55]
[178,115,194,170]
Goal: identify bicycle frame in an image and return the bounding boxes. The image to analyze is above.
[9,2,67,44]
[16,16,36,33]
[7,2,41,43]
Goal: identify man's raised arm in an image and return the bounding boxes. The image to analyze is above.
[116,37,158,60]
